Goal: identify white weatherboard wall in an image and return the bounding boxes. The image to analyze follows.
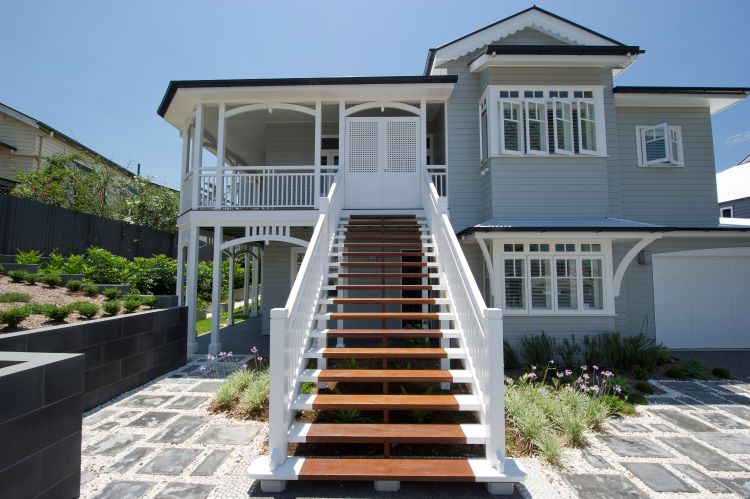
[653,248,750,349]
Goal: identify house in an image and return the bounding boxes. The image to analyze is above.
[717,154,750,218]
[158,6,750,492]
[0,101,136,189]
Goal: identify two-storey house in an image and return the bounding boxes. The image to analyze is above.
[158,6,749,492]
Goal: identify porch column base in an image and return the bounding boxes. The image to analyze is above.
[187,338,199,354]
[208,341,222,355]
[374,480,400,492]
[260,480,286,493]
[486,482,514,495]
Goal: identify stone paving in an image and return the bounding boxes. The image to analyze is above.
[559,379,750,498]
[80,354,267,499]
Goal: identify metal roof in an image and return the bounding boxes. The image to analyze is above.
[613,86,750,96]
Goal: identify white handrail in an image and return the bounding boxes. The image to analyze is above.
[267,169,344,469]
[421,171,505,472]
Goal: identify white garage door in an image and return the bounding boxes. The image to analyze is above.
[653,248,750,349]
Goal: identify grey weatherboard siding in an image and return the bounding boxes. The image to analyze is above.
[721,197,750,218]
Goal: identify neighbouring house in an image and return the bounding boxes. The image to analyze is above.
[158,6,750,491]
[717,154,750,218]
[0,101,136,188]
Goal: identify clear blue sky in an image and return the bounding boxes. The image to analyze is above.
[2,0,749,188]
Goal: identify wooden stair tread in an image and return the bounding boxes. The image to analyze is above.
[345,227,422,233]
[314,347,449,358]
[345,235,424,240]
[339,261,427,267]
[298,458,475,481]
[305,369,461,382]
[348,215,417,219]
[332,284,434,290]
[331,298,436,305]
[328,312,440,320]
[289,423,483,444]
[342,252,425,257]
[336,273,432,278]
[296,394,476,410]
[315,328,457,338]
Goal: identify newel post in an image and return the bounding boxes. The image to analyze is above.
[268,307,288,469]
[486,307,505,472]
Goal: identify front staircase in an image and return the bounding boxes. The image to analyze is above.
[249,199,525,493]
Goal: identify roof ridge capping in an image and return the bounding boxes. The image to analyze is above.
[425,6,630,74]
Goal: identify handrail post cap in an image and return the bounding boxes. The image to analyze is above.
[270,308,289,319]
[486,308,504,319]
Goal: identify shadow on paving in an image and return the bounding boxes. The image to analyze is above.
[670,350,750,380]
[196,316,269,355]
[248,480,526,498]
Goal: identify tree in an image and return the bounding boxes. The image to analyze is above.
[118,175,179,233]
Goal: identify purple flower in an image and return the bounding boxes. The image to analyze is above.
[576,376,584,384]
[581,365,587,371]
[505,377,514,385]
[227,351,233,357]
[531,365,537,371]
[199,365,206,372]
[564,369,572,376]
[613,385,622,394]
[602,371,614,378]
[528,372,537,381]
[257,356,263,362]
[556,372,564,378]
[251,346,258,354]
[591,385,600,393]
[592,365,599,371]
[583,373,590,380]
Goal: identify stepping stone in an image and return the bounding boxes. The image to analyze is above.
[658,437,748,472]
[108,447,152,473]
[694,432,750,454]
[84,433,139,456]
[196,423,261,445]
[720,383,750,395]
[121,394,173,408]
[119,410,140,419]
[696,411,748,429]
[651,424,674,432]
[608,420,649,433]
[651,409,714,432]
[139,448,201,475]
[562,473,647,498]
[192,449,229,476]
[580,450,610,469]
[81,470,95,486]
[598,435,673,458]
[671,463,736,494]
[150,415,209,444]
[621,462,697,493]
[167,395,209,410]
[719,477,750,496]
[128,411,177,429]
[719,405,750,421]
[94,481,155,499]
[96,421,119,431]
[191,381,224,393]
[84,410,115,426]
[156,482,214,499]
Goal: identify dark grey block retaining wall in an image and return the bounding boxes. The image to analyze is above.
[0,307,188,410]
[0,351,84,499]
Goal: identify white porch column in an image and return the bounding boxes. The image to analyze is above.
[191,105,203,209]
[242,250,250,315]
[253,246,262,318]
[419,100,427,170]
[227,248,235,326]
[185,225,200,354]
[215,103,226,208]
[209,225,223,355]
[176,231,185,306]
[313,100,322,208]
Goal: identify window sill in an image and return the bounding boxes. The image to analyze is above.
[637,163,684,168]
[489,153,609,160]
[504,311,616,317]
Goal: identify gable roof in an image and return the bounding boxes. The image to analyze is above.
[425,6,627,74]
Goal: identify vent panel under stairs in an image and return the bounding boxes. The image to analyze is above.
[249,213,525,494]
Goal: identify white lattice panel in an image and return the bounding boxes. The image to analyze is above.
[386,120,417,174]
[347,120,379,174]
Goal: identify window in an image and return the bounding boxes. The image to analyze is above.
[290,247,306,286]
[721,206,733,218]
[482,87,605,158]
[500,241,610,314]
[636,124,683,167]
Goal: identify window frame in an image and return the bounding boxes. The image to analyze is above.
[636,124,684,167]
[524,100,548,155]
[497,239,613,316]
[721,206,734,218]
[553,99,574,155]
[500,100,524,156]
[577,100,598,155]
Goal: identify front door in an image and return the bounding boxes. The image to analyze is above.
[344,117,420,209]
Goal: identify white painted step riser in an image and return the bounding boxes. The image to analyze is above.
[311,329,459,339]
[314,313,454,321]
[299,369,473,384]
[330,262,439,268]
[303,347,465,359]
[286,423,485,444]
[322,285,446,291]
[326,274,439,279]
[331,253,438,258]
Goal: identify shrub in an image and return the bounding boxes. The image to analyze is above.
[520,332,556,366]
[102,300,121,316]
[712,367,732,379]
[627,392,649,405]
[635,381,655,394]
[0,292,31,303]
[0,306,31,328]
[582,332,668,374]
[75,301,99,319]
[504,340,520,369]
[40,253,64,274]
[82,283,99,297]
[556,335,581,368]
[66,280,83,292]
[141,295,159,309]
[102,287,121,300]
[123,296,141,313]
[680,359,709,380]
[42,304,72,322]
[15,250,41,264]
[665,367,687,380]
[239,369,270,416]
[27,303,45,314]
[63,254,85,274]
[607,375,632,395]
[8,270,26,283]
[23,273,38,285]
[128,254,177,295]
[84,247,129,284]
[41,274,62,288]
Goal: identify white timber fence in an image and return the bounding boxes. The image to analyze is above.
[266,170,345,469]
[421,170,506,472]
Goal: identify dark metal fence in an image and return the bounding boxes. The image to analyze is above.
[0,194,176,258]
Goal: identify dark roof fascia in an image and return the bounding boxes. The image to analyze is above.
[483,44,643,56]
[614,86,750,96]
[424,48,437,76]
[424,5,627,74]
[157,75,459,117]
[458,226,750,237]
[0,140,17,151]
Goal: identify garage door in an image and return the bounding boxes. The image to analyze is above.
[653,248,750,349]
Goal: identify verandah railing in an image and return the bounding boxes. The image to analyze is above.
[421,170,505,472]
[266,170,345,469]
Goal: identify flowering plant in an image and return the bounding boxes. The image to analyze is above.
[509,360,625,401]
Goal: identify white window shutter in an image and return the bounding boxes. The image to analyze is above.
[577,101,597,154]
[553,100,573,155]
[524,101,547,155]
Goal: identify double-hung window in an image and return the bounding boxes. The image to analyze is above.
[636,123,683,167]
[501,101,523,154]
[500,242,610,315]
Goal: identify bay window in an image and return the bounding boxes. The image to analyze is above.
[499,241,611,314]
[479,86,606,159]
[636,123,683,167]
